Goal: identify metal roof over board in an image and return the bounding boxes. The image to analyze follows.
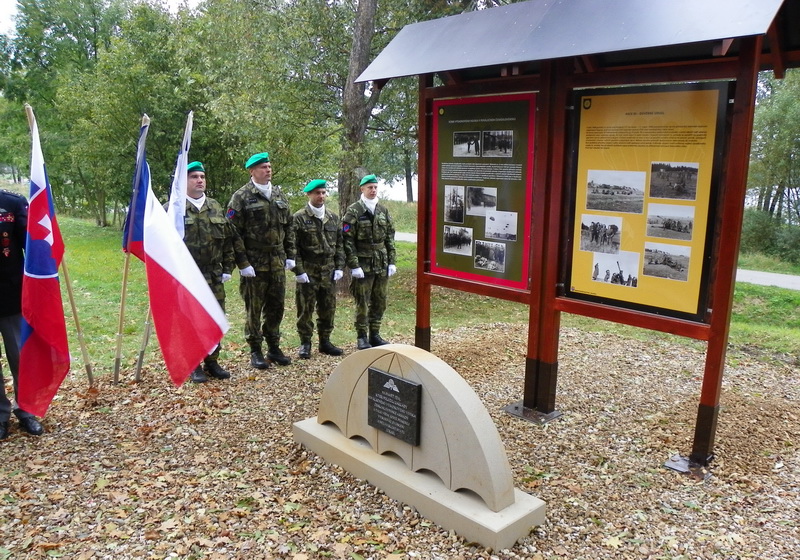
[357,0,797,82]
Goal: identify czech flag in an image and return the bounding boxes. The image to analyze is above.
[133,117,228,385]
[122,125,148,260]
[17,106,70,417]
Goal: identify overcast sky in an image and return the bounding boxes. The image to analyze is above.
[0,1,200,36]
[0,2,15,36]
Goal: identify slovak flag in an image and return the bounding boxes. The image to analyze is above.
[17,105,70,417]
[132,117,228,385]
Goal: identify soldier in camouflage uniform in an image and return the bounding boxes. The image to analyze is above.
[226,152,295,367]
[342,174,397,350]
[178,161,253,383]
[292,180,345,359]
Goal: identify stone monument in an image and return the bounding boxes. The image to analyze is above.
[292,344,546,550]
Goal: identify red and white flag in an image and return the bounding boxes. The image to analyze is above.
[133,117,228,385]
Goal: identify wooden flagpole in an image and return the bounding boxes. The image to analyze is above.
[115,114,151,383]
[113,253,131,383]
[134,306,152,382]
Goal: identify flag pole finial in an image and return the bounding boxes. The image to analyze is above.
[24,103,35,131]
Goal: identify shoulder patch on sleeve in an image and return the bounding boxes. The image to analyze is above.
[226,208,236,219]
[342,223,350,233]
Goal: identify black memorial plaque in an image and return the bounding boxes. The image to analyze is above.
[367,368,422,446]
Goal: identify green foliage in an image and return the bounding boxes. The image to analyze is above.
[748,69,800,224]
[380,199,417,233]
[741,207,800,264]
[740,207,780,254]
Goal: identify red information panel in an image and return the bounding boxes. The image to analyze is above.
[430,93,536,290]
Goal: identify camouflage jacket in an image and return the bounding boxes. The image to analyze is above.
[291,205,345,277]
[180,197,248,284]
[342,199,396,275]
[226,182,295,272]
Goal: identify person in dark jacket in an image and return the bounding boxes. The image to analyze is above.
[0,190,44,439]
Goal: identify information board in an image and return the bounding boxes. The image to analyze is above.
[430,93,536,291]
[566,83,729,318]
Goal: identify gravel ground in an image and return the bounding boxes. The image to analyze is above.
[0,324,798,559]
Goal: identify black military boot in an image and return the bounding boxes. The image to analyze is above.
[204,361,231,380]
[298,341,312,359]
[319,337,343,356]
[190,365,209,383]
[356,332,372,350]
[250,346,271,369]
[267,346,292,366]
[369,331,389,346]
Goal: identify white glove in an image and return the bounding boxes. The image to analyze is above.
[388,264,397,277]
[221,273,232,283]
[285,259,296,270]
[351,267,365,279]
[333,270,343,282]
[240,265,256,278]
[295,273,310,283]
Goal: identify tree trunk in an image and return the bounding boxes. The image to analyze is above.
[404,149,414,202]
[337,0,381,218]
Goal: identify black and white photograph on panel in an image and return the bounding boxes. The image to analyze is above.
[586,169,645,214]
[643,242,691,281]
[474,239,506,273]
[591,250,640,287]
[649,161,699,200]
[485,209,518,241]
[646,203,695,241]
[579,214,622,254]
[481,130,514,157]
[442,225,473,256]
[452,131,481,157]
[443,184,465,223]
[466,186,498,217]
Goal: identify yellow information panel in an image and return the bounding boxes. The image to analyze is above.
[568,84,728,317]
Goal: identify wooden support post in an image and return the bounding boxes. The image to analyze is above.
[687,36,761,467]
[415,75,433,351]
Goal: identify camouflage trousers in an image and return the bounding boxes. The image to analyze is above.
[239,271,285,349]
[349,274,388,336]
[295,270,337,343]
[204,282,226,363]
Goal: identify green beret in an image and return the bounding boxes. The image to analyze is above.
[303,179,327,193]
[245,152,270,169]
[187,161,205,173]
[359,174,377,186]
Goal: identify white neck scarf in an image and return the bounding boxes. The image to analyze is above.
[253,180,272,200]
[309,202,325,220]
[360,193,378,214]
[187,194,206,210]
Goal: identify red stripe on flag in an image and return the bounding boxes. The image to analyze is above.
[145,258,225,386]
[17,277,70,417]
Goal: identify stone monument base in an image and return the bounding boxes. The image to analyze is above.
[293,418,546,551]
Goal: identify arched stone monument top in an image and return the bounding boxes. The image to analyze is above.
[317,344,514,512]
